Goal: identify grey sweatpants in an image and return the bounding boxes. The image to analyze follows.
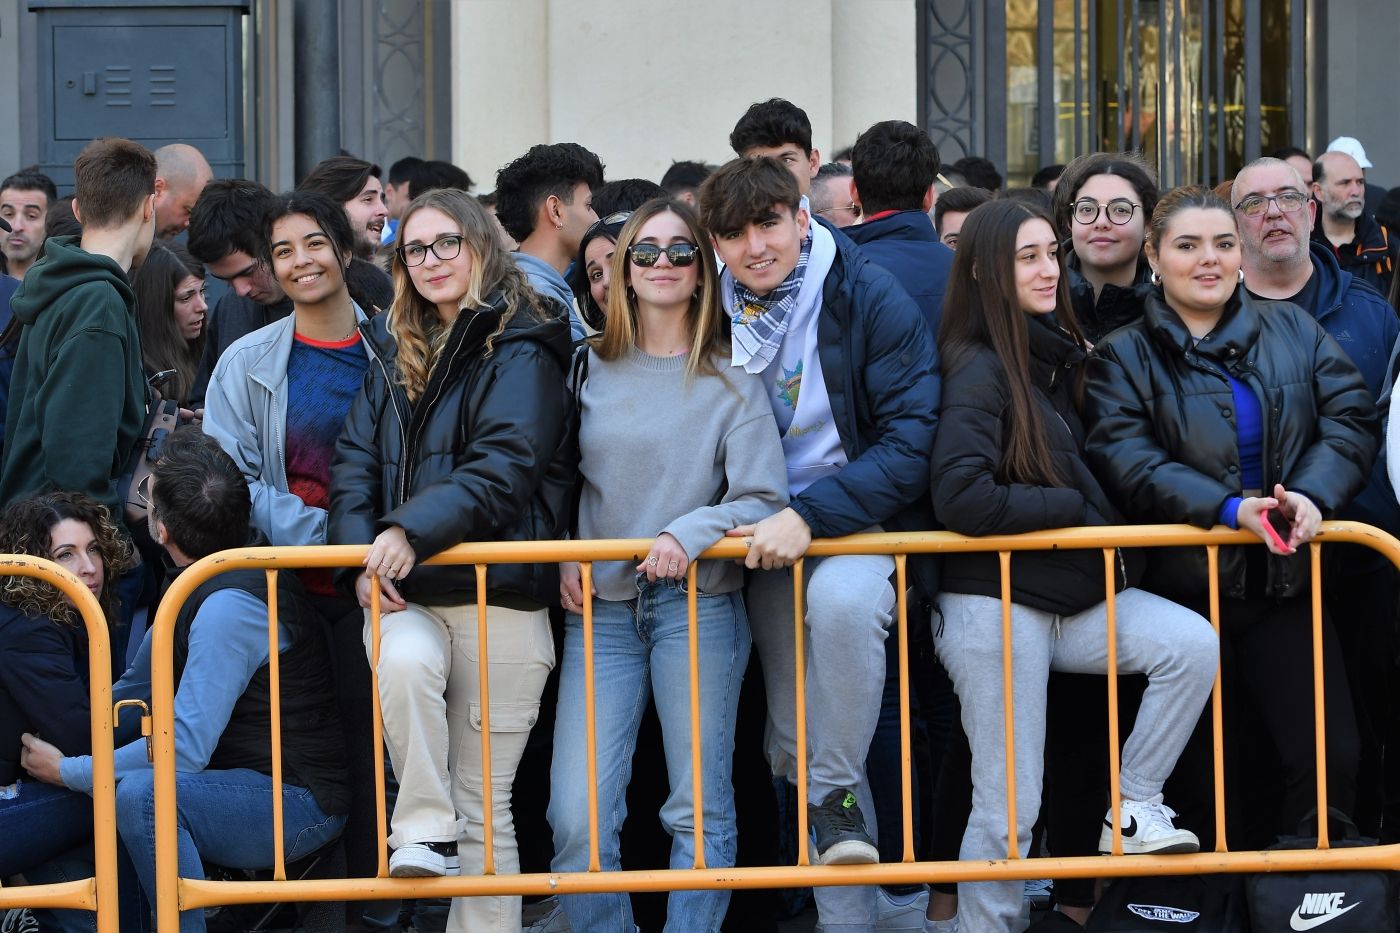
[748,552,896,932]
[935,589,1217,933]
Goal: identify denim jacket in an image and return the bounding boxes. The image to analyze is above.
[203,303,374,547]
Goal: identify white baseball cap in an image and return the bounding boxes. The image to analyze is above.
[1326,136,1373,169]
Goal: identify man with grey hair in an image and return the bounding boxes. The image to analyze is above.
[1234,154,1400,839]
[809,162,861,228]
[1310,149,1397,297]
[153,144,214,238]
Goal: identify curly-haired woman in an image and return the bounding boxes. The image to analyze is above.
[0,491,127,877]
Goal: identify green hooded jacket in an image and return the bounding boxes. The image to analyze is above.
[0,236,145,530]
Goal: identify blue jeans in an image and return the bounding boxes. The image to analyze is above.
[0,780,92,877]
[114,767,346,933]
[548,579,750,933]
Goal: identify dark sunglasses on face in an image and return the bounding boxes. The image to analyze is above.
[628,242,701,267]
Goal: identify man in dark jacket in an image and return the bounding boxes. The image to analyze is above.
[701,157,939,931]
[1310,150,1398,298]
[1235,154,1399,837]
[845,119,954,336]
[0,138,155,529]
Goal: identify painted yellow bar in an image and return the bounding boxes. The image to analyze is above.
[0,557,117,930]
[1104,550,1122,857]
[265,570,286,881]
[895,555,914,863]
[687,561,705,869]
[475,564,496,874]
[998,550,1018,860]
[792,559,809,867]
[142,522,1400,926]
[1206,546,1228,853]
[1310,543,1329,850]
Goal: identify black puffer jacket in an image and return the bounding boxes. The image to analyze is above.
[933,316,1143,615]
[330,297,574,608]
[1066,254,1153,344]
[1084,288,1378,599]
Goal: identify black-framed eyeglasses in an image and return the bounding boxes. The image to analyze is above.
[1073,198,1141,225]
[397,234,464,267]
[628,242,701,267]
[1233,191,1309,217]
[817,202,862,218]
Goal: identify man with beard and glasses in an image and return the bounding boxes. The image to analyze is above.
[1311,150,1398,298]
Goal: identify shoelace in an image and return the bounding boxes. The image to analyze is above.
[1126,799,1180,834]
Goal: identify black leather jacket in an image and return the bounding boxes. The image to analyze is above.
[1084,288,1378,599]
[329,298,574,608]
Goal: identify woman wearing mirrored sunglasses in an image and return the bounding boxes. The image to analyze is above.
[1051,152,1160,344]
[548,198,787,933]
[329,189,573,932]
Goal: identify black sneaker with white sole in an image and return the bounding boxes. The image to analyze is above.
[808,787,879,865]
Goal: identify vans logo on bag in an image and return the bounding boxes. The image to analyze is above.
[1289,892,1361,930]
[1127,903,1200,923]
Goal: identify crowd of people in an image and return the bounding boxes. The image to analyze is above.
[0,97,1396,933]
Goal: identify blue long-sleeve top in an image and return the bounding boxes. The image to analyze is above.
[1217,372,1265,528]
[59,589,289,794]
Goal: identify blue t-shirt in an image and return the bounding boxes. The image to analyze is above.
[285,331,367,592]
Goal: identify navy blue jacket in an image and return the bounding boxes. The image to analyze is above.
[0,604,91,784]
[1288,242,1400,536]
[797,230,941,597]
[843,210,953,337]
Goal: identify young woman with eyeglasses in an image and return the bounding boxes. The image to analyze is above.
[547,197,786,933]
[1084,186,1377,850]
[1051,152,1160,343]
[329,188,572,932]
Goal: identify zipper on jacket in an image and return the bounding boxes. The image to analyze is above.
[398,312,489,506]
[360,321,412,510]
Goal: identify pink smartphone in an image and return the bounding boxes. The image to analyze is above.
[1258,506,1294,553]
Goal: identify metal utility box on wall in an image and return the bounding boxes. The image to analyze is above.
[28,0,249,189]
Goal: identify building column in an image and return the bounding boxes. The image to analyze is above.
[293,0,340,180]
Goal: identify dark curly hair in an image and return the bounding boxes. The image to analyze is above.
[493,143,605,242]
[0,491,128,626]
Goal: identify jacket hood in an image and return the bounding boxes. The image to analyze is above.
[11,236,134,325]
[844,210,940,246]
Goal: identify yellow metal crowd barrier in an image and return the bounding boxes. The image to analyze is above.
[0,555,119,933]
[145,523,1400,930]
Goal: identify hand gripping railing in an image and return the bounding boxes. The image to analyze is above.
[148,523,1400,930]
[0,556,119,932]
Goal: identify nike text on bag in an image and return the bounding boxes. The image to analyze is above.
[1085,874,1249,932]
[1245,809,1400,931]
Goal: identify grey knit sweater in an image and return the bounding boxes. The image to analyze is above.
[576,346,789,600]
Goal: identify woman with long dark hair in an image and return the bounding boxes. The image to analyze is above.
[330,188,572,932]
[0,492,126,881]
[929,198,1217,932]
[1085,186,1377,849]
[132,240,207,410]
[547,198,786,933]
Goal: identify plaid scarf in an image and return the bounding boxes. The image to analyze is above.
[730,235,812,373]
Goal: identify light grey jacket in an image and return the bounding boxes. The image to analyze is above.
[202,304,373,547]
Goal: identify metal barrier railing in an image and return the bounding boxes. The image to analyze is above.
[0,555,119,932]
[148,523,1400,929]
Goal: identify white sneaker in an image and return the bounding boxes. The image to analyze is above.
[923,916,958,933]
[1098,794,1200,854]
[388,839,460,877]
[877,886,930,931]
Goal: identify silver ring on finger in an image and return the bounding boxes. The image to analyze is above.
[647,556,658,565]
